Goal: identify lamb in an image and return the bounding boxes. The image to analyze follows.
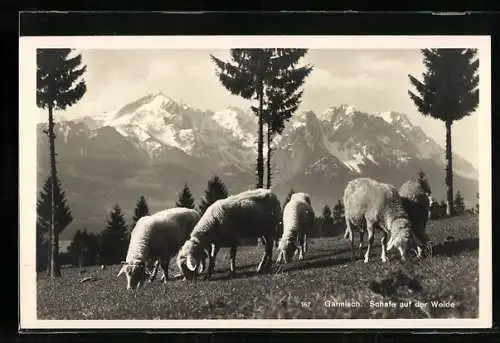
[399,173,433,258]
[343,177,423,263]
[276,192,315,264]
[117,207,201,290]
[176,188,282,280]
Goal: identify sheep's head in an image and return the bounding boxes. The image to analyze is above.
[117,261,147,290]
[386,219,423,262]
[176,239,208,280]
[276,237,297,264]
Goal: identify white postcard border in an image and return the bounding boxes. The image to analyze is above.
[19,35,492,330]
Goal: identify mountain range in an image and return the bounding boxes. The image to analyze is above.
[36,91,479,240]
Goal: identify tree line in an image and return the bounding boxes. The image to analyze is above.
[36,47,479,277]
[37,173,349,270]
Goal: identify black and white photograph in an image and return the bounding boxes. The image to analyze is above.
[19,35,491,329]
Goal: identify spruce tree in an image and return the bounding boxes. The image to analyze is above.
[37,48,87,277]
[100,205,129,265]
[409,49,479,216]
[211,49,312,188]
[198,175,229,215]
[321,205,334,237]
[176,182,195,209]
[67,229,83,266]
[251,50,313,188]
[36,174,73,274]
[454,190,466,215]
[130,196,150,236]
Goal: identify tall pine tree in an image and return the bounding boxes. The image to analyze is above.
[211,49,312,188]
[130,196,150,237]
[251,50,313,188]
[36,174,73,273]
[198,175,229,216]
[99,205,129,265]
[37,48,87,277]
[176,182,195,209]
[409,49,479,216]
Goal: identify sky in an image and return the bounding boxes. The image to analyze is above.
[39,49,480,169]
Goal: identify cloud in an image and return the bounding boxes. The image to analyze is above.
[307,68,384,91]
[355,54,408,73]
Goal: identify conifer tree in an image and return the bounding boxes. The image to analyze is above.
[409,49,479,216]
[99,205,129,265]
[37,48,87,277]
[130,196,150,236]
[250,50,313,188]
[36,174,73,274]
[198,175,229,216]
[176,182,195,209]
[211,49,312,188]
[67,229,83,266]
[454,190,466,215]
[321,205,334,237]
[332,200,345,233]
[475,192,479,215]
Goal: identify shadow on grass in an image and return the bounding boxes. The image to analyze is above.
[431,237,479,257]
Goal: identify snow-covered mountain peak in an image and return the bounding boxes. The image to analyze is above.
[377,110,413,130]
[212,107,256,149]
[318,104,358,130]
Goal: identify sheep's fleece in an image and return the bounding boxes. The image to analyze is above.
[277,192,315,263]
[343,177,421,262]
[176,188,282,278]
[117,207,200,290]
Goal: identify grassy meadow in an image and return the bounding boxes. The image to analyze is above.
[37,214,479,320]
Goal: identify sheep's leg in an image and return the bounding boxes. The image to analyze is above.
[297,233,305,261]
[346,219,356,261]
[160,259,170,283]
[358,229,365,259]
[380,231,388,263]
[303,232,308,255]
[398,246,407,262]
[204,244,220,280]
[229,246,237,275]
[257,236,273,273]
[364,221,375,263]
[149,260,160,283]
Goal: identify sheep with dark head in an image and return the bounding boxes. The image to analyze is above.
[343,177,422,263]
[176,188,282,280]
[276,192,315,264]
[117,207,200,290]
[399,172,433,257]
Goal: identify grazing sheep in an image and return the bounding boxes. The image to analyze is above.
[176,188,282,280]
[117,207,200,290]
[343,177,423,263]
[399,174,433,257]
[276,192,315,264]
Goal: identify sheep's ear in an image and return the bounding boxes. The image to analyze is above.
[117,265,126,278]
[186,254,198,272]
